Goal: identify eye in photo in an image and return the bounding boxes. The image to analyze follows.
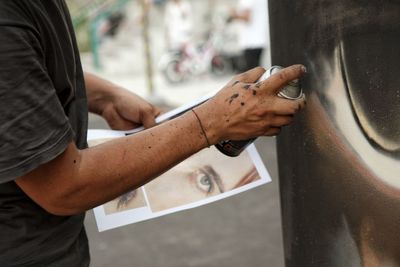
[103,189,147,215]
[144,146,260,212]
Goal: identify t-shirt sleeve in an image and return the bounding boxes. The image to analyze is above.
[0,25,74,182]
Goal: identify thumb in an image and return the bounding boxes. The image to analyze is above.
[141,107,161,129]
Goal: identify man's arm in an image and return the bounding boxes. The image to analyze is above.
[16,110,207,216]
[15,66,306,216]
[85,72,160,130]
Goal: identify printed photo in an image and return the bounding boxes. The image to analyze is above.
[103,189,147,215]
[144,146,260,212]
[87,95,270,231]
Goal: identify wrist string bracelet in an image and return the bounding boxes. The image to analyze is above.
[191,109,211,147]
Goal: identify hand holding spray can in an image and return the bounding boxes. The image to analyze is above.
[215,66,304,157]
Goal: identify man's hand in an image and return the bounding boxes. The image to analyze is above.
[100,87,161,130]
[85,73,160,130]
[194,65,307,144]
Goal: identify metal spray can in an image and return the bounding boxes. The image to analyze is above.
[215,65,303,157]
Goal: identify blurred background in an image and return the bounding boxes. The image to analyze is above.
[67,0,282,266]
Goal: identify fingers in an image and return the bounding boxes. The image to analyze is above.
[141,106,161,129]
[141,116,156,129]
[264,127,281,136]
[113,103,160,130]
[103,107,135,130]
[253,113,295,137]
[270,115,294,127]
[297,93,307,109]
[259,64,306,94]
[234,67,266,83]
[270,95,306,116]
[262,114,298,136]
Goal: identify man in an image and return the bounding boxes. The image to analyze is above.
[0,1,305,266]
[230,0,269,71]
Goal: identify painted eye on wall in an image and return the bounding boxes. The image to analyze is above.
[340,30,400,154]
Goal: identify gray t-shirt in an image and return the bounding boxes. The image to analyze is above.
[0,1,89,266]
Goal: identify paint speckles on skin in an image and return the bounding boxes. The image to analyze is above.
[252,90,257,96]
[229,93,239,104]
[241,102,245,106]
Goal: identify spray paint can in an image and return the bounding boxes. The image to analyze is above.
[215,66,303,157]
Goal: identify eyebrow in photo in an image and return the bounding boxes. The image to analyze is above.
[190,165,225,195]
[117,190,138,209]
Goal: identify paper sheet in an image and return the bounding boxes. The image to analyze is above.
[88,95,271,232]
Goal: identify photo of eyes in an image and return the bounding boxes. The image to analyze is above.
[145,146,260,212]
[87,101,270,232]
[88,134,269,231]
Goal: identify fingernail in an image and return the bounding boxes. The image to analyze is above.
[301,65,307,73]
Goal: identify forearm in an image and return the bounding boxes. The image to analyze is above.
[84,72,117,115]
[16,110,209,216]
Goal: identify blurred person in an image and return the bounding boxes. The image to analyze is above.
[164,0,193,51]
[0,1,306,266]
[105,11,126,37]
[229,0,269,71]
[98,11,126,43]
